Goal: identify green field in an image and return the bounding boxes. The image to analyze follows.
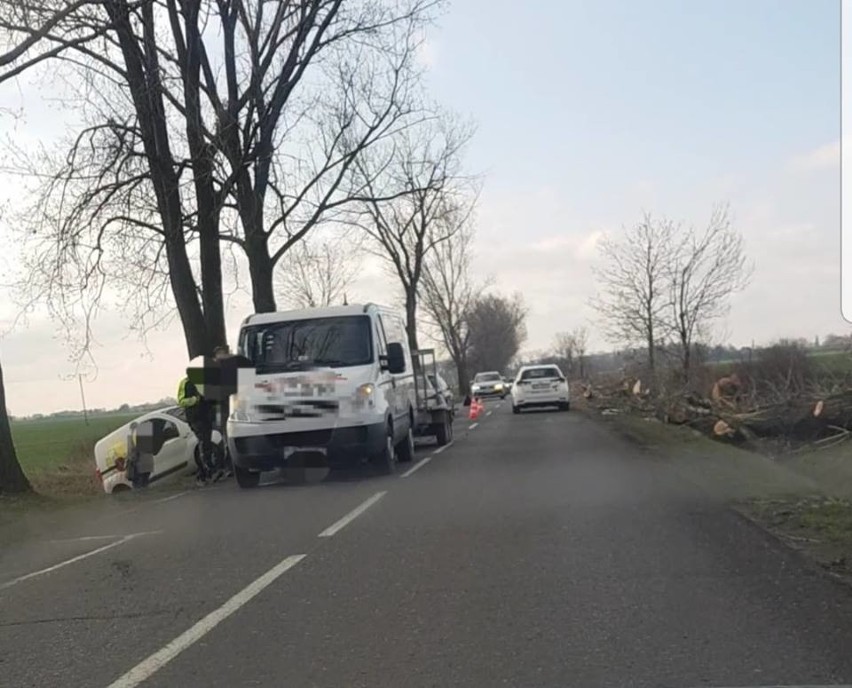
[11,413,138,474]
[707,349,852,377]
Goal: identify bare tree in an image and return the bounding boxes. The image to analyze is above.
[275,230,363,309]
[572,325,589,379]
[419,217,487,395]
[0,357,30,494]
[211,0,437,313]
[665,204,752,380]
[590,212,675,377]
[2,0,438,359]
[553,332,576,374]
[467,292,527,375]
[352,114,476,356]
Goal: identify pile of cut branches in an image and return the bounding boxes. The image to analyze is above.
[582,371,852,452]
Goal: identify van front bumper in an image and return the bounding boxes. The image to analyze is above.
[227,421,386,471]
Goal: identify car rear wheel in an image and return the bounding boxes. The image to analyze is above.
[234,465,260,489]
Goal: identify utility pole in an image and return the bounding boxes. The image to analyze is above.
[78,374,89,426]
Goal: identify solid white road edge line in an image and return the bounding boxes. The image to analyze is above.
[400,456,433,478]
[433,440,454,455]
[48,534,120,543]
[0,531,162,591]
[105,554,307,688]
[318,491,387,538]
[469,422,479,430]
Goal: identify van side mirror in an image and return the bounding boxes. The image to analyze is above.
[385,342,406,374]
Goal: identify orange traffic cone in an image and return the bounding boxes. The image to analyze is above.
[469,396,483,420]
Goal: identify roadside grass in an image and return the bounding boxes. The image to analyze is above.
[746,496,852,577]
[9,413,137,499]
[595,411,818,501]
[704,349,852,377]
[578,399,852,580]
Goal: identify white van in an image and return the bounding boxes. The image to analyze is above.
[227,303,417,488]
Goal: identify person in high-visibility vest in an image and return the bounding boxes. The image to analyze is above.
[178,375,216,485]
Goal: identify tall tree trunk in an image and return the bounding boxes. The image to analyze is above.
[180,6,226,353]
[404,289,419,355]
[0,359,31,494]
[164,217,210,358]
[107,0,209,359]
[646,325,656,377]
[246,234,277,313]
[455,353,470,396]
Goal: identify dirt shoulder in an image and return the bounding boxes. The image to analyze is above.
[577,399,852,582]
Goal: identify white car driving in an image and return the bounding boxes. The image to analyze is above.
[511,364,570,413]
[94,406,224,494]
[471,371,507,399]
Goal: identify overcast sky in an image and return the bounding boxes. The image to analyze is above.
[0,0,843,417]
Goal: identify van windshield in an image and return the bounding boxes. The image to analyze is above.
[240,316,373,372]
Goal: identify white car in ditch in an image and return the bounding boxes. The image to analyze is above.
[94,406,224,494]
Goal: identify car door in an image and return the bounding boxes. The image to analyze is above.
[389,313,414,425]
[149,416,186,477]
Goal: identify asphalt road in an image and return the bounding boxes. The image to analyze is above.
[3,401,852,688]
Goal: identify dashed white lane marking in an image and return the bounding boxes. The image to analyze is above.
[434,441,454,455]
[0,531,162,591]
[151,491,189,504]
[401,456,433,478]
[105,554,307,688]
[486,410,493,417]
[318,492,387,538]
[469,422,479,430]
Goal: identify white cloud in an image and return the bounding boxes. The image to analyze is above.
[415,37,438,69]
[786,140,840,173]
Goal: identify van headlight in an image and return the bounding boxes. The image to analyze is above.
[354,383,376,410]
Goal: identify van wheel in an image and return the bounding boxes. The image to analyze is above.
[435,413,452,446]
[372,424,396,474]
[234,466,260,489]
[512,405,521,415]
[396,426,415,463]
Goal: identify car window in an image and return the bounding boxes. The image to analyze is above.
[475,373,501,382]
[241,316,373,371]
[520,367,561,381]
[147,419,181,455]
[374,316,389,357]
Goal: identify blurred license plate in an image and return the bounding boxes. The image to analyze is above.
[533,383,548,390]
